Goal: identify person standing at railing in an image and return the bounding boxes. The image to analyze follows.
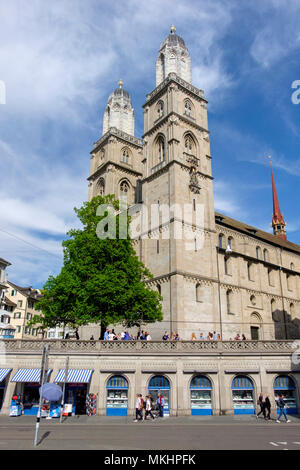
[213,331,217,341]
[162,331,169,341]
[191,333,196,341]
[104,329,109,341]
[199,332,205,340]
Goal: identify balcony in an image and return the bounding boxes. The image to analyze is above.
[0,339,298,356]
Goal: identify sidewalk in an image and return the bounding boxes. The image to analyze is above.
[1,413,300,426]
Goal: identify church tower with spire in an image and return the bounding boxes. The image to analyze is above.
[269,159,287,241]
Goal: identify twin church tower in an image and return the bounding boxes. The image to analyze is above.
[87,27,297,341]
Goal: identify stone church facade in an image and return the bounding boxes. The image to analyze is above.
[1,28,300,419]
[87,27,300,342]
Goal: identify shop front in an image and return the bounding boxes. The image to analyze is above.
[148,375,170,416]
[232,375,255,415]
[190,375,212,415]
[106,375,129,416]
[54,369,93,416]
[274,375,297,415]
[0,369,11,412]
[10,368,52,416]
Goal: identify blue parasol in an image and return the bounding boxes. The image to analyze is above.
[39,383,63,402]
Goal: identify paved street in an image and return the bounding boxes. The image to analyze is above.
[0,415,300,450]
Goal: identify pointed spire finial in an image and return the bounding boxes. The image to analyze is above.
[118,79,123,88]
[170,25,176,34]
[269,157,287,241]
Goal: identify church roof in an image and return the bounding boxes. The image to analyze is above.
[215,211,300,255]
[159,26,187,50]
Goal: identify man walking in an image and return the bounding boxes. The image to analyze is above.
[276,394,291,423]
[256,392,266,419]
[265,394,271,420]
[134,394,143,422]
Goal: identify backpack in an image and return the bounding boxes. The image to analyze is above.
[140,398,145,409]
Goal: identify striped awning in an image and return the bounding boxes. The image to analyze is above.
[54,369,93,384]
[0,368,12,383]
[10,368,52,383]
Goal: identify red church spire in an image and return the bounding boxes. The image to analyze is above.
[269,157,287,241]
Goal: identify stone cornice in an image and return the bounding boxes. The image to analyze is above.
[91,128,143,154]
[142,159,213,184]
[143,111,209,139]
[143,73,207,108]
[87,161,142,181]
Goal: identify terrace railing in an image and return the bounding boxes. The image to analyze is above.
[1,339,298,356]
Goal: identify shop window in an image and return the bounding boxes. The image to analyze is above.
[190,375,212,415]
[274,376,297,414]
[232,376,255,415]
[106,375,129,416]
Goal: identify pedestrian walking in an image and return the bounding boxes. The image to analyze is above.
[134,394,143,422]
[75,328,79,340]
[156,394,164,417]
[256,392,266,419]
[276,394,291,423]
[265,394,271,420]
[145,395,155,420]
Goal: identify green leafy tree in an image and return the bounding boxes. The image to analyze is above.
[30,195,163,337]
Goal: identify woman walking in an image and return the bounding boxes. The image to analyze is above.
[145,395,155,420]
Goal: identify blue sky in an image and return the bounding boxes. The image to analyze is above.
[0,0,299,288]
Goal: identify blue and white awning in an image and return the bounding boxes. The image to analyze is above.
[10,368,52,383]
[54,369,93,384]
[0,368,12,383]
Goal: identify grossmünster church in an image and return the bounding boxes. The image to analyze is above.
[87,26,300,342]
[2,27,300,419]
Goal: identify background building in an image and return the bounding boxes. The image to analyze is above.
[5,281,42,339]
[0,257,15,339]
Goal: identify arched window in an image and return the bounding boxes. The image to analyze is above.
[256,246,262,260]
[196,283,201,302]
[290,303,295,319]
[247,262,254,281]
[227,237,234,251]
[290,262,295,270]
[287,273,293,291]
[120,180,130,202]
[224,255,231,275]
[268,268,274,286]
[97,178,105,197]
[122,148,129,164]
[157,284,161,296]
[250,312,262,340]
[157,101,164,118]
[226,290,233,314]
[160,53,165,80]
[184,133,196,155]
[157,136,165,162]
[250,295,256,306]
[218,234,224,249]
[184,99,193,117]
[263,249,269,262]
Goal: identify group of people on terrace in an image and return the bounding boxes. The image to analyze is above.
[88,329,249,341]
